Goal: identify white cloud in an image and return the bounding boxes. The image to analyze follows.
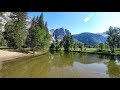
[83,17,90,23]
[83,13,96,23]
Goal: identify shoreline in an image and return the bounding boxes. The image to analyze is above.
[0,50,48,63]
[72,51,120,56]
[0,49,119,63]
[52,50,120,56]
[0,50,33,63]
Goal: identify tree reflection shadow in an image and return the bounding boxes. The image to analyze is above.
[106,55,120,78]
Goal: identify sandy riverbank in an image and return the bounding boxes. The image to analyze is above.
[0,50,32,62]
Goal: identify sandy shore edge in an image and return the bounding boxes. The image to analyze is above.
[0,50,32,63]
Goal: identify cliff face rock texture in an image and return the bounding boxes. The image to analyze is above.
[0,12,32,32]
[49,27,71,41]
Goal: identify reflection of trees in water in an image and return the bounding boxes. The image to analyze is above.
[117,56,120,63]
[0,54,54,78]
[106,60,120,78]
[109,55,116,60]
[1,51,120,78]
[96,55,120,78]
[96,55,109,61]
[49,51,75,68]
[76,54,101,64]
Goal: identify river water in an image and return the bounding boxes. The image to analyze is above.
[0,51,120,78]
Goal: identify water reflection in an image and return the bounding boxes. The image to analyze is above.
[0,51,120,78]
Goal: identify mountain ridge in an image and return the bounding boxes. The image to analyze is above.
[49,29,108,45]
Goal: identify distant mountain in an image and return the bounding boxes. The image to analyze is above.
[49,27,71,41]
[73,32,107,45]
[49,29,108,45]
[95,32,108,37]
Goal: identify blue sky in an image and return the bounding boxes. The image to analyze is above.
[28,12,120,35]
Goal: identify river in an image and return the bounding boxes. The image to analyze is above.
[0,51,120,78]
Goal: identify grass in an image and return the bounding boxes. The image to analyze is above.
[1,45,120,56]
[0,46,9,49]
[71,48,120,56]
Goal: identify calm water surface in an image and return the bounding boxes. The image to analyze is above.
[0,51,120,78]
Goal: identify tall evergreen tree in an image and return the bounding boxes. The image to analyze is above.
[26,13,51,52]
[4,12,27,50]
[38,13,44,29]
[29,26,46,51]
[45,21,49,33]
[36,16,39,25]
[30,16,37,28]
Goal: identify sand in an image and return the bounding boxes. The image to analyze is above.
[0,50,31,62]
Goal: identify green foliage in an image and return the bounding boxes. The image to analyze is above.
[38,13,44,29]
[31,16,37,28]
[0,12,4,27]
[11,12,27,24]
[78,43,84,51]
[0,32,6,46]
[73,43,78,50]
[27,25,51,51]
[106,26,119,53]
[4,22,26,49]
[99,43,105,51]
[45,21,49,33]
[14,22,26,50]
[26,13,51,52]
[25,35,31,48]
[3,12,27,50]
[55,40,60,51]
[59,41,64,49]
[4,22,16,48]
[50,41,56,50]
[43,32,51,49]
[28,26,45,50]
[104,44,109,51]
[49,40,61,51]
[63,35,74,51]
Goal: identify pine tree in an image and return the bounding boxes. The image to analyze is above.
[30,16,37,28]
[45,21,49,33]
[28,26,46,51]
[26,13,51,52]
[4,12,27,50]
[36,16,39,25]
[38,13,44,29]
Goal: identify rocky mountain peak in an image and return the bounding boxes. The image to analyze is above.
[49,27,71,42]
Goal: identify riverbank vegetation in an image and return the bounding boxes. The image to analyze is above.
[49,26,120,56]
[0,12,51,54]
[1,12,120,56]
